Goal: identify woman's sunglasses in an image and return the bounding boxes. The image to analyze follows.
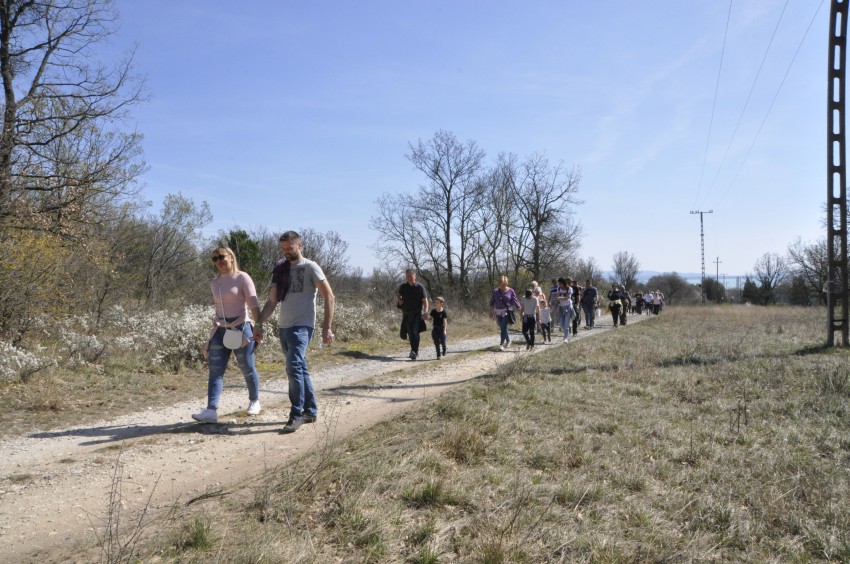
[211,255,227,263]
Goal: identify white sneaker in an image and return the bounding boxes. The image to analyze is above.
[563,336,569,343]
[499,345,505,351]
[247,400,261,416]
[505,340,511,348]
[192,408,217,424]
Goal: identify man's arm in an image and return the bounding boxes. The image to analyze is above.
[317,279,335,344]
[259,287,278,323]
[421,291,429,319]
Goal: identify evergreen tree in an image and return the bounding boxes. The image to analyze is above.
[223,230,265,284]
[742,277,759,304]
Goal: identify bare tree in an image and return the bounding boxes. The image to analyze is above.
[611,251,641,290]
[753,252,789,305]
[575,256,603,285]
[298,227,351,285]
[509,153,583,281]
[0,0,148,236]
[787,237,828,305]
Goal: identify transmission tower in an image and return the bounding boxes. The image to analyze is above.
[828,0,849,346]
[690,210,713,304]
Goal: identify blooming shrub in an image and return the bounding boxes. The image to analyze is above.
[0,341,55,381]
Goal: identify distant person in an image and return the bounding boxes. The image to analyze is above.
[259,231,335,434]
[607,283,625,328]
[548,278,560,331]
[193,247,263,425]
[539,297,552,343]
[490,275,521,350]
[580,279,598,329]
[556,277,574,342]
[652,290,663,315]
[635,291,645,315]
[397,268,429,361]
[520,288,541,350]
[571,279,583,336]
[430,297,448,359]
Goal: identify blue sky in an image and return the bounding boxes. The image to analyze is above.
[110,0,829,276]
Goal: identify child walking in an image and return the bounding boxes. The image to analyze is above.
[539,297,552,343]
[430,297,448,359]
[519,289,541,350]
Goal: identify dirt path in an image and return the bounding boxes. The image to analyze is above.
[0,315,648,563]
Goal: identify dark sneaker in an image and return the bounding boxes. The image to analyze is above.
[442,348,447,355]
[409,350,417,360]
[303,414,317,424]
[281,418,303,434]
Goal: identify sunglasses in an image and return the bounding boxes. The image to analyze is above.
[211,255,228,263]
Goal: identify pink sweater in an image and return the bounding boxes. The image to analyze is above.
[203,271,260,357]
[211,271,260,321]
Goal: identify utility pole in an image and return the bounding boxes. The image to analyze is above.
[690,210,713,304]
[828,0,849,346]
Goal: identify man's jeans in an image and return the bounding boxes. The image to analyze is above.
[581,303,596,327]
[559,306,574,336]
[403,312,422,353]
[207,323,259,410]
[498,313,511,344]
[279,326,317,421]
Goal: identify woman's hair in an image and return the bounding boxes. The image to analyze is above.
[531,280,538,287]
[525,289,533,298]
[213,246,240,276]
[499,275,509,285]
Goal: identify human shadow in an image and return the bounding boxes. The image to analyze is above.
[334,350,398,362]
[28,419,290,447]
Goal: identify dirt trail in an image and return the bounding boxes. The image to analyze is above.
[0,315,648,563]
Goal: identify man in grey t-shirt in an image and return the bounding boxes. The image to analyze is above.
[260,231,335,434]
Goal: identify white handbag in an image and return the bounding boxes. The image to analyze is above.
[217,282,244,350]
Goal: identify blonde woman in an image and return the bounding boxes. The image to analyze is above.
[193,247,263,424]
[489,275,521,350]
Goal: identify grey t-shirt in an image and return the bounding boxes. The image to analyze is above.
[269,258,326,329]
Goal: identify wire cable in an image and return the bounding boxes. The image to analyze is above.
[714,0,826,209]
[699,0,790,208]
[694,0,734,208]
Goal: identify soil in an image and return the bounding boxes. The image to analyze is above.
[0,314,647,563]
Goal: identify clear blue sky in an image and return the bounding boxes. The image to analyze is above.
[110,0,829,276]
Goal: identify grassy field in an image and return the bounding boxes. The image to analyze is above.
[0,310,494,437]
[95,305,850,563]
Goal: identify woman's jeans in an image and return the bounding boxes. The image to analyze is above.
[279,326,317,421]
[498,313,511,344]
[207,322,259,410]
[582,303,595,327]
[560,307,574,336]
[522,315,537,346]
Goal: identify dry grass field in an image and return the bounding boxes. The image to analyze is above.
[0,309,494,437]
[90,306,850,563]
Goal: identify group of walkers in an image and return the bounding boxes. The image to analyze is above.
[192,242,666,434]
[487,277,666,349]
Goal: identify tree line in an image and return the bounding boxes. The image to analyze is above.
[370,130,586,303]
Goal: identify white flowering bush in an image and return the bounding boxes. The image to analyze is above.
[318,302,391,342]
[0,341,55,381]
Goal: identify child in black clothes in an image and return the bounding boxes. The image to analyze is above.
[430,297,448,359]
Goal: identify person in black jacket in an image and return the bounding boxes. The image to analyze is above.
[607,284,626,328]
[397,269,429,360]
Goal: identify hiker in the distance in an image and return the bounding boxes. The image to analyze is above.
[608,283,626,328]
[193,246,263,425]
[259,231,335,434]
[570,278,583,336]
[555,277,574,343]
[490,275,521,351]
[397,268,429,361]
[580,279,598,329]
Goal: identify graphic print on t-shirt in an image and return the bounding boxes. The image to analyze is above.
[289,268,305,293]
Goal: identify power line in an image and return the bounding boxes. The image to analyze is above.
[714,0,827,209]
[699,0,790,208]
[693,0,734,209]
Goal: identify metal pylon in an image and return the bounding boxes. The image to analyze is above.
[828,0,849,347]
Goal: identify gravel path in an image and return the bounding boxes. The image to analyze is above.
[0,314,649,563]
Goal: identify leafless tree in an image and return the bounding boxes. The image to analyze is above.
[298,227,351,285]
[787,237,828,305]
[575,256,603,286]
[611,251,641,290]
[509,152,583,281]
[753,252,790,305]
[0,0,148,236]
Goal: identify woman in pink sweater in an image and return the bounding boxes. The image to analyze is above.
[192,247,264,424]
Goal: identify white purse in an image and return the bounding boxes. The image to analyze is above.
[217,282,244,350]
